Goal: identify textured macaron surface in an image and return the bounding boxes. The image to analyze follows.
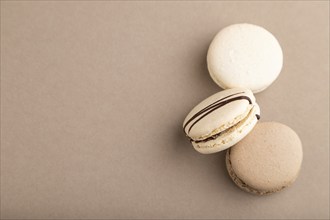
[183,88,257,141]
[228,122,303,193]
[207,23,283,93]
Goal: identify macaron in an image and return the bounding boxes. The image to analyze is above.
[183,88,260,154]
[226,122,303,195]
[207,23,283,93]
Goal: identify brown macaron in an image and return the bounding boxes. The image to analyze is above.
[226,122,303,195]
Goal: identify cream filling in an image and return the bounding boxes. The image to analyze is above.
[192,105,255,144]
[193,105,253,142]
[191,104,259,154]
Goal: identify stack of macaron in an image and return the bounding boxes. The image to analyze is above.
[183,23,303,195]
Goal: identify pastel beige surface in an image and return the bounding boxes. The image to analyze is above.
[1,1,329,219]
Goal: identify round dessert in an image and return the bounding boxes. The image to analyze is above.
[183,88,260,154]
[207,23,283,93]
[226,122,303,195]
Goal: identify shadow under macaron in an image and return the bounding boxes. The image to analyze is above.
[197,41,223,93]
[173,41,223,155]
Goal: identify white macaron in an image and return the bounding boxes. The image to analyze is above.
[207,23,283,93]
[183,88,260,154]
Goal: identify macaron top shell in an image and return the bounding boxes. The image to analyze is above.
[229,122,303,193]
[183,88,256,140]
[207,23,283,93]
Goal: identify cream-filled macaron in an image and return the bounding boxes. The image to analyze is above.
[207,23,283,93]
[226,122,303,195]
[183,88,260,154]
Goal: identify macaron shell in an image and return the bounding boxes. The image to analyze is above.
[228,122,303,193]
[207,23,283,93]
[193,103,260,154]
[183,88,255,140]
[226,150,277,195]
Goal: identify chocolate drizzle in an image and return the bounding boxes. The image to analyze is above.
[191,108,259,144]
[183,92,252,134]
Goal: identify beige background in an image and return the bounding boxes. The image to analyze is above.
[1,1,329,219]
